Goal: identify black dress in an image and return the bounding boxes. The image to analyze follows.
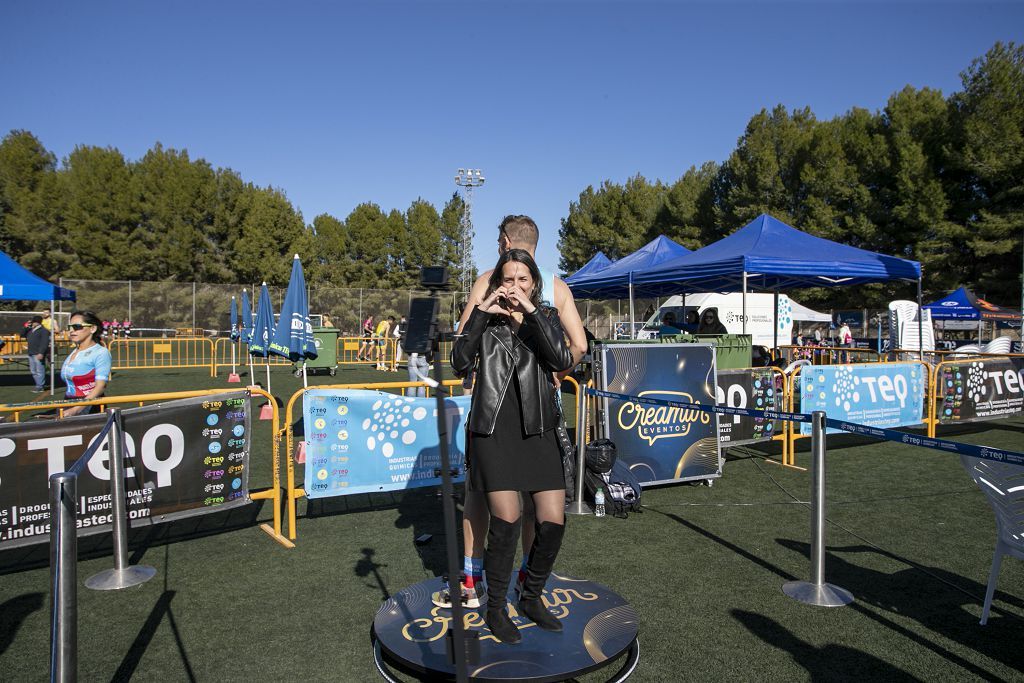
[467,368,564,493]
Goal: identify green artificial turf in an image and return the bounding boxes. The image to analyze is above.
[1,365,1022,681]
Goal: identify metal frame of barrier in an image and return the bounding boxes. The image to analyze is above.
[786,361,934,466]
[0,387,291,548]
[213,337,293,375]
[927,355,1024,438]
[777,345,882,366]
[109,337,218,377]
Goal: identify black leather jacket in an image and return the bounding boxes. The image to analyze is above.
[451,305,573,436]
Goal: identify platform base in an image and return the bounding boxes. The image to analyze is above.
[373,574,639,682]
[782,580,855,607]
[85,565,157,591]
[227,373,241,383]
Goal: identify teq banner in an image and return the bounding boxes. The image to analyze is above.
[716,368,780,446]
[936,357,1024,423]
[0,392,251,550]
[302,389,471,498]
[799,363,926,435]
[593,342,721,485]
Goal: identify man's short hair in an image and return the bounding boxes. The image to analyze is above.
[498,215,539,250]
[30,315,43,324]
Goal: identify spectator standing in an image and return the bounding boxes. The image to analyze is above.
[356,315,374,362]
[392,316,406,369]
[374,316,394,370]
[122,318,132,338]
[26,315,50,393]
[61,311,112,417]
[697,308,729,335]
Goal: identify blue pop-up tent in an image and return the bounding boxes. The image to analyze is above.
[0,250,76,394]
[924,287,1022,321]
[567,235,691,334]
[564,252,613,284]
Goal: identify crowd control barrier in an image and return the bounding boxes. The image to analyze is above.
[109,337,217,377]
[777,345,882,366]
[928,355,1024,438]
[0,386,290,549]
[281,379,467,542]
[786,361,933,467]
[213,337,293,375]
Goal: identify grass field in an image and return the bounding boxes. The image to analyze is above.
[0,362,1022,681]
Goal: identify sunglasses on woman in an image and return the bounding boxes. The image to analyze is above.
[68,323,94,331]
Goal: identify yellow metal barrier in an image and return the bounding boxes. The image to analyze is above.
[926,354,1023,438]
[786,360,933,467]
[0,387,291,548]
[281,380,465,542]
[777,345,882,366]
[213,337,292,374]
[109,337,217,377]
[175,327,206,337]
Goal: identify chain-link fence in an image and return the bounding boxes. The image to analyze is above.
[56,279,470,337]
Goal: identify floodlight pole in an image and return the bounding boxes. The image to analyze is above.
[454,168,485,299]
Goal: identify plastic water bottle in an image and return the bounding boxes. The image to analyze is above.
[594,487,606,518]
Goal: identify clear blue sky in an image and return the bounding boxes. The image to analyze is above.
[3,1,1022,278]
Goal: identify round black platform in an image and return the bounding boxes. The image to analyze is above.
[372,574,639,682]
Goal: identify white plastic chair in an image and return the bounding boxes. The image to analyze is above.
[983,337,1012,355]
[960,454,1024,624]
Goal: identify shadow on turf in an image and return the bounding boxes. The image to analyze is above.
[778,539,1024,674]
[732,609,918,681]
[0,592,44,656]
[0,500,266,576]
[649,507,1020,678]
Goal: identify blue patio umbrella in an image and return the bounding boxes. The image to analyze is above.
[241,288,254,344]
[269,255,317,362]
[230,296,239,341]
[248,283,276,358]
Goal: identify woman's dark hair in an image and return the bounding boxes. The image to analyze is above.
[486,248,543,308]
[69,310,105,344]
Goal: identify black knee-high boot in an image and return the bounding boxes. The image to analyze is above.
[484,516,522,644]
[518,520,566,632]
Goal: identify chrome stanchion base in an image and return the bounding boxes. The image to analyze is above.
[782,580,854,607]
[566,500,593,516]
[85,565,157,591]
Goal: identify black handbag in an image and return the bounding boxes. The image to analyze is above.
[553,391,576,504]
[585,439,617,474]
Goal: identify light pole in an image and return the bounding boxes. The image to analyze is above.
[454,168,485,297]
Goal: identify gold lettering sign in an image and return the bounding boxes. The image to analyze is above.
[617,390,710,445]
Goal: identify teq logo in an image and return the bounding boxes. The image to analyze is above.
[941,301,959,307]
[617,390,710,446]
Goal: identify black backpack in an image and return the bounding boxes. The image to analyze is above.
[584,459,642,518]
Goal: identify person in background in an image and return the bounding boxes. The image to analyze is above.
[356,315,375,362]
[40,311,54,332]
[392,316,406,369]
[657,311,682,337]
[405,344,431,397]
[122,318,132,338]
[26,315,50,393]
[813,326,823,345]
[697,308,728,335]
[322,313,334,328]
[451,248,574,643]
[61,311,112,417]
[374,316,394,370]
[838,321,853,363]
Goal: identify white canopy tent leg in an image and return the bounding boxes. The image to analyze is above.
[773,290,779,351]
[742,272,748,335]
[49,299,55,395]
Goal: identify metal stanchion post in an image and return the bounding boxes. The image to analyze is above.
[86,409,157,591]
[49,472,78,683]
[782,411,854,607]
[567,385,593,516]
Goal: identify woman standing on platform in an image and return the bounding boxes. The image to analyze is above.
[451,249,574,644]
[60,311,112,417]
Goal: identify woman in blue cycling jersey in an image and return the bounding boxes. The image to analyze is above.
[60,311,112,417]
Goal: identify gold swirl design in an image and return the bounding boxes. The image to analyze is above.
[583,605,640,662]
[674,435,720,478]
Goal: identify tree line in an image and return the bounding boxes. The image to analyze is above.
[0,138,470,291]
[558,42,1024,308]
[1,43,1020,311]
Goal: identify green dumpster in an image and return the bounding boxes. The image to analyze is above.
[693,334,752,369]
[294,327,338,376]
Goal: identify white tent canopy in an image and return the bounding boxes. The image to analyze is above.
[789,299,831,323]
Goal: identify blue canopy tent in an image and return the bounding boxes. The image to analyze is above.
[627,215,922,349]
[564,251,613,285]
[924,286,1022,344]
[0,250,76,394]
[567,235,691,336]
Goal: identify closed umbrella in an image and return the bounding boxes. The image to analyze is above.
[249,283,276,394]
[269,255,317,387]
